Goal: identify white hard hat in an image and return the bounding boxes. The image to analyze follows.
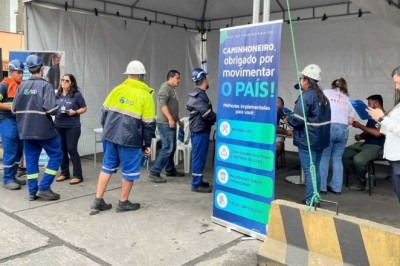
[301,64,321,81]
[124,60,146,75]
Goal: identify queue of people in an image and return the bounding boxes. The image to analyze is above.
[2,55,400,209]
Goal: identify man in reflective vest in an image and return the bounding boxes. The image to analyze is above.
[91,60,156,213]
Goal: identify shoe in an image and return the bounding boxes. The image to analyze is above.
[14,177,26,186]
[201,181,210,187]
[17,167,27,177]
[166,170,185,177]
[327,186,341,195]
[320,191,327,195]
[56,175,69,182]
[191,185,212,193]
[116,200,140,212]
[29,195,39,201]
[91,197,112,211]
[350,183,365,191]
[148,173,166,183]
[69,177,83,185]
[3,182,21,190]
[37,189,60,201]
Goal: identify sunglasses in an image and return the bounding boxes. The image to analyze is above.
[61,79,71,83]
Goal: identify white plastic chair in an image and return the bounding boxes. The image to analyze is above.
[151,125,161,161]
[174,117,191,173]
[94,128,103,167]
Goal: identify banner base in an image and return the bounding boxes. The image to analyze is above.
[211,216,266,241]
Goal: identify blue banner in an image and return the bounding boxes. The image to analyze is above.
[212,21,282,239]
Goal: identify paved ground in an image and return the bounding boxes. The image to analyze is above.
[0,144,398,265]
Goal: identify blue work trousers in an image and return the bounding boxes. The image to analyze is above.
[0,117,23,184]
[191,132,209,188]
[24,136,62,196]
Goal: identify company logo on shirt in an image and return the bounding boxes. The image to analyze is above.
[23,89,38,95]
[119,97,134,106]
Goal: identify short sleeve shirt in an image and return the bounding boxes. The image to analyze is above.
[54,92,86,128]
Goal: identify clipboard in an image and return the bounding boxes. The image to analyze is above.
[350,100,371,120]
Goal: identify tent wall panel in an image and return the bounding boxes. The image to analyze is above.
[26,4,201,156]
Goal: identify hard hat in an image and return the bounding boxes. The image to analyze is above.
[124,60,146,75]
[8,59,24,72]
[301,64,321,81]
[25,54,43,70]
[191,67,208,83]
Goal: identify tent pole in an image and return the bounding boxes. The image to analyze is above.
[263,0,270,22]
[252,0,260,23]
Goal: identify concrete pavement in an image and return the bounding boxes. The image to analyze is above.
[0,146,399,265]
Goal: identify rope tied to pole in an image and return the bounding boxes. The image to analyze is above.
[285,0,321,209]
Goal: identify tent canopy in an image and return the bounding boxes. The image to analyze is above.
[27,0,400,30]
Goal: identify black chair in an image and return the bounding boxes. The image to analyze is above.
[345,150,384,196]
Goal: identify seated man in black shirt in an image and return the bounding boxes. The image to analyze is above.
[343,95,385,191]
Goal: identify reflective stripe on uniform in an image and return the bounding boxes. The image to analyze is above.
[122,172,140,177]
[44,168,57,175]
[293,114,331,126]
[27,173,39,179]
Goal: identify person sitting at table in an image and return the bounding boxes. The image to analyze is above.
[343,94,385,191]
[276,96,292,158]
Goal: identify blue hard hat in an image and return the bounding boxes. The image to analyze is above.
[8,59,24,72]
[191,67,208,83]
[25,54,43,70]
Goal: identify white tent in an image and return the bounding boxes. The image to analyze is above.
[23,0,400,154]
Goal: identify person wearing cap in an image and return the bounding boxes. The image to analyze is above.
[91,60,156,213]
[148,70,185,183]
[286,64,331,205]
[186,67,216,193]
[12,54,63,201]
[0,59,26,190]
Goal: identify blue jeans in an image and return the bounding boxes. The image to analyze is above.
[0,118,23,184]
[319,123,349,192]
[298,148,323,204]
[389,160,400,202]
[150,123,177,175]
[191,132,209,188]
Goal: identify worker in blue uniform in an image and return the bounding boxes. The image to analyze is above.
[12,54,63,201]
[0,59,26,190]
[186,68,216,193]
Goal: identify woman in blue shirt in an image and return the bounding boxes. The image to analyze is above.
[55,74,87,184]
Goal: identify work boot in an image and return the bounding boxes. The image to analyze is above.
[148,173,166,183]
[17,167,27,177]
[91,197,112,211]
[116,200,140,213]
[3,182,21,190]
[14,177,26,186]
[191,185,212,193]
[29,195,39,201]
[37,189,60,201]
[166,170,185,177]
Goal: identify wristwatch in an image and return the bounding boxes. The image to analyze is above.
[378,116,385,123]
